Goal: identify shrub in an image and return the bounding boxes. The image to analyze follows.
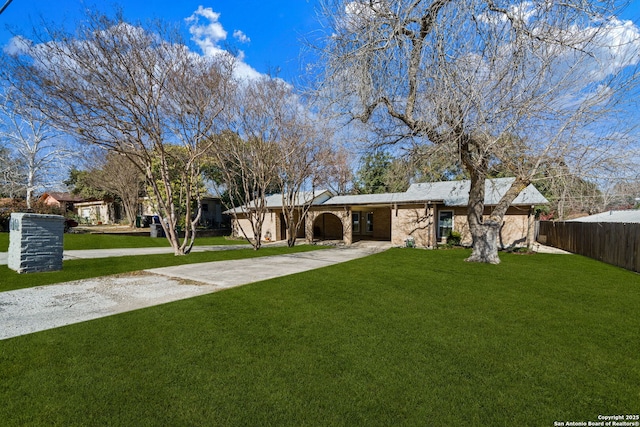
[0,199,66,231]
[446,230,462,246]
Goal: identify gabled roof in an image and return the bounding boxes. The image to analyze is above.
[568,210,640,223]
[225,190,332,213]
[39,192,85,203]
[262,190,333,209]
[226,178,548,213]
[324,178,548,206]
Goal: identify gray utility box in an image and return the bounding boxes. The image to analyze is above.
[8,213,65,274]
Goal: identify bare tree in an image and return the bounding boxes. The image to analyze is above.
[268,79,335,247]
[0,145,25,198]
[79,151,144,227]
[0,89,70,208]
[2,11,235,254]
[317,0,640,263]
[319,144,355,195]
[209,77,283,250]
[210,76,342,248]
[211,130,279,250]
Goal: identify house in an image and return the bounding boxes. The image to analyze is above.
[75,199,123,225]
[139,195,227,228]
[568,210,640,223]
[229,190,333,241]
[229,178,548,248]
[199,196,228,228]
[39,192,85,213]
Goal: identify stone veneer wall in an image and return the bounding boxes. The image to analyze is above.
[453,206,531,247]
[8,213,65,274]
[391,205,434,247]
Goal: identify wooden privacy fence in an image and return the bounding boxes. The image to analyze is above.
[538,221,640,273]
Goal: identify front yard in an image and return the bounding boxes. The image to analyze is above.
[1,248,638,425]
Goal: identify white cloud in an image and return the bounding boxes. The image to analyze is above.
[582,17,640,80]
[185,6,228,57]
[476,1,536,26]
[342,1,382,31]
[185,6,261,80]
[3,35,31,55]
[234,61,263,81]
[233,30,250,44]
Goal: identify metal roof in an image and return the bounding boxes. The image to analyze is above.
[224,190,332,213]
[323,178,548,207]
[568,210,640,223]
[226,178,548,213]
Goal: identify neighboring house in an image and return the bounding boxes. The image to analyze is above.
[39,192,85,213]
[200,196,227,228]
[39,191,226,227]
[568,210,640,223]
[229,178,548,248]
[140,195,227,228]
[40,191,125,225]
[75,199,123,225]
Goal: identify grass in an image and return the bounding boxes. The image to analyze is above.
[0,245,322,292]
[0,231,248,251]
[1,248,638,426]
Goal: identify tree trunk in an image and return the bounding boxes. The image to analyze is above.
[251,214,263,250]
[287,221,296,247]
[526,206,536,249]
[463,153,502,264]
[122,201,138,229]
[466,220,501,264]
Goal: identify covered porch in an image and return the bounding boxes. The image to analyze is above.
[305,205,393,245]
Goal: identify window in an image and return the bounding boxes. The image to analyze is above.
[366,212,374,233]
[81,208,91,222]
[202,203,209,212]
[438,211,453,238]
[352,212,360,233]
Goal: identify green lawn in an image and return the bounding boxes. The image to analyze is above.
[1,249,638,426]
[0,231,247,251]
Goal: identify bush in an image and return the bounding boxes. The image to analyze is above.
[446,230,462,246]
[0,199,26,232]
[0,199,66,232]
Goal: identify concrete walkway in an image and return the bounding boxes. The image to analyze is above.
[0,243,388,340]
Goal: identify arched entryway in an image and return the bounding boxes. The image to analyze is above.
[312,213,344,240]
[306,208,352,245]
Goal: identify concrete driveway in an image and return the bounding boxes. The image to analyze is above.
[0,244,251,265]
[0,243,388,340]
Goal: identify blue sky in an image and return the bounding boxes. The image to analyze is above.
[0,1,322,82]
[2,1,640,83]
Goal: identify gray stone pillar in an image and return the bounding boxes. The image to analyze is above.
[8,213,65,274]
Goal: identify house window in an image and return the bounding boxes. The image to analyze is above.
[438,211,453,238]
[352,212,360,233]
[81,208,91,223]
[366,212,374,233]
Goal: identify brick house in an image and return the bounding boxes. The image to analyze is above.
[229,178,548,248]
